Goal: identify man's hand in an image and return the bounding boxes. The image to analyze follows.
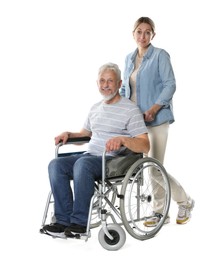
[106,134,149,154]
[54,132,69,145]
[105,137,124,152]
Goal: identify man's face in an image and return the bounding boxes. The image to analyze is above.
[97,69,121,102]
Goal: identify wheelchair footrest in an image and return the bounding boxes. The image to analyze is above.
[39,226,90,240]
[66,231,91,240]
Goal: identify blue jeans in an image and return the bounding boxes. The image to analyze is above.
[48,153,106,227]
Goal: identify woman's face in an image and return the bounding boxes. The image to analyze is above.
[133,22,155,49]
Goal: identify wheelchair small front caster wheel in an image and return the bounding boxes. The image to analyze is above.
[98,224,126,251]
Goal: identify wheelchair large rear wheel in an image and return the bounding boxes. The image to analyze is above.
[120,157,171,240]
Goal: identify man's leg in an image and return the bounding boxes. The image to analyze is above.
[65,155,103,235]
[43,154,83,237]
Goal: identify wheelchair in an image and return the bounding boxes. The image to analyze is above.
[40,137,171,250]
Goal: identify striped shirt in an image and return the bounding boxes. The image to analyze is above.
[83,97,148,156]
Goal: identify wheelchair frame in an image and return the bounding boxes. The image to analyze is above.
[40,137,171,250]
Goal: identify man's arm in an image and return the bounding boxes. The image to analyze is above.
[105,133,150,154]
[54,128,92,145]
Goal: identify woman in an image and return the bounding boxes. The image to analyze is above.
[120,17,194,226]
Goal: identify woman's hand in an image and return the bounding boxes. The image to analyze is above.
[144,104,162,122]
[144,110,155,122]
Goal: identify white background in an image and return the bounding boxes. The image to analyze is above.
[0,0,219,259]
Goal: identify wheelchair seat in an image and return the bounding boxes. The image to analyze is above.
[106,153,142,178]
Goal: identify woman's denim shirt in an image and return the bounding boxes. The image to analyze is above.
[120,44,176,127]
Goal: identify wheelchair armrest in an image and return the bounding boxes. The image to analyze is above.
[55,136,91,157]
[63,136,91,144]
[57,136,91,146]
